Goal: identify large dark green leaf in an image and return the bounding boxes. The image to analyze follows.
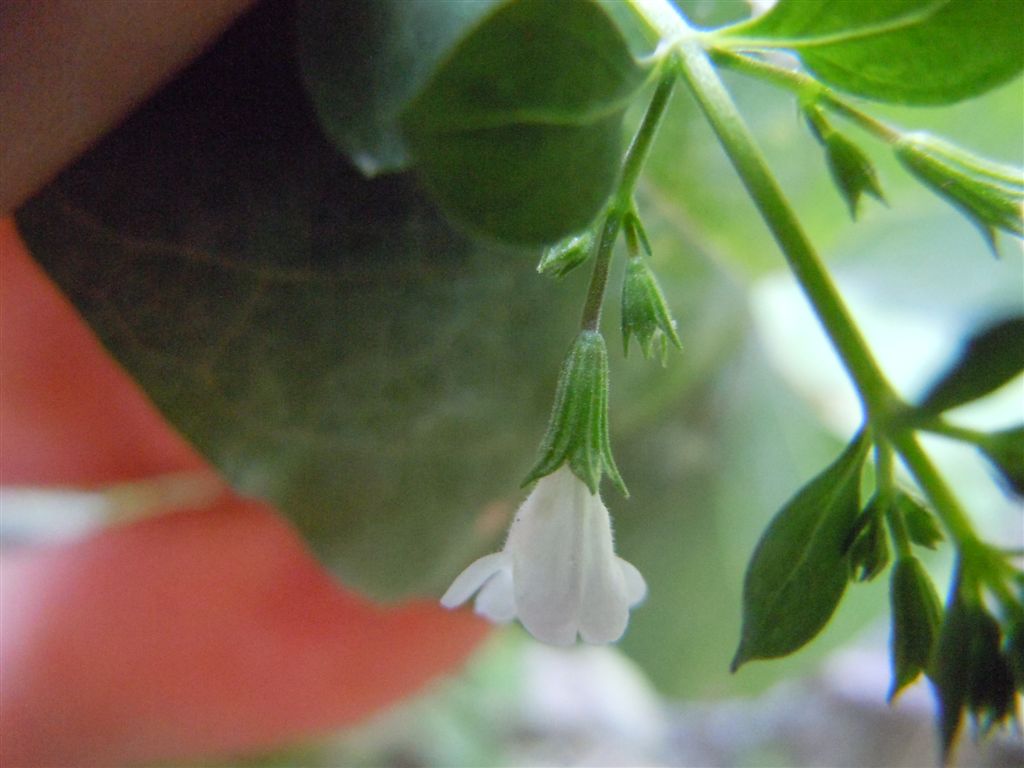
[15,0,589,599]
[918,315,1024,414]
[721,0,1024,104]
[732,432,869,669]
[296,0,500,176]
[402,0,649,245]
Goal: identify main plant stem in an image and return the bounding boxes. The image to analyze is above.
[674,39,894,413]
[671,34,985,554]
[580,66,677,331]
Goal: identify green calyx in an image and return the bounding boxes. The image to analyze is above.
[932,569,1022,759]
[803,104,884,219]
[894,133,1024,254]
[888,555,942,701]
[523,330,626,496]
[620,214,682,364]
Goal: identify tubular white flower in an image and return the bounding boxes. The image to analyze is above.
[441,466,646,645]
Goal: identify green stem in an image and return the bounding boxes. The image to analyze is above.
[709,49,902,144]
[580,64,678,331]
[580,214,622,331]
[889,432,983,555]
[917,417,990,447]
[876,440,913,557]
[674,39,896,415]
[671,31,990,557]
[617,67,678,203]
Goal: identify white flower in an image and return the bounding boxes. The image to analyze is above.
[441,466,646,645]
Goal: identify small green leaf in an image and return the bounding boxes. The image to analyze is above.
[402,0,649,245]
[889,556,942,700]
[523,330,626,496]
[732,432,869,670]
[918,316,1024,415]
[296,0,500,175]
[721,0,1024,104]
[895,492,944,550]
[537,229,595,279]
[977,426,1024,498]
[803,106,884,219]
[895,134,1024,253]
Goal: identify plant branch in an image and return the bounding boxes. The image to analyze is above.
[708,49,902,144]
[670,31,994,557]
[580,64,677,331]
[673,38,896,415]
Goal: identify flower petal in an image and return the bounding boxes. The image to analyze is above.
[508,467,586,646]
[618,557,647,606]
[577,496,631,644]
[473,567,516,623]
[440,552,507,609]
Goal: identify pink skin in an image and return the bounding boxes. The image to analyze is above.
[0,219,488,766]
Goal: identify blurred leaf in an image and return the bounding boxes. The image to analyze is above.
[295,0,500,176]
[15,0,595,599]
[977,425,1024,498]
[918,316,1024,415]
[402,0,649,245]
[732,432,869,670]
[721,0,1024,104]
[888,556,942,700]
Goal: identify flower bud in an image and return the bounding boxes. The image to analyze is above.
[523,330,626,496]
[621,256,682,364]
[804,105,884,219]
[888,556,941,700]
[537,230,594,279]
[895,132,1023,254]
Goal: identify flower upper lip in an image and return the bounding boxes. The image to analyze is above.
[441,465,646,645]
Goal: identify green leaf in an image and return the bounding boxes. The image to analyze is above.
[918,316,1024,415]
[720,0,1024,104]
[13,1,590,599]
[732,432,869,670]
[296,0,500,175]
[895,492,944,550]
[402,0,649,245]
[888,556,942,700]
[977,425,1024,497]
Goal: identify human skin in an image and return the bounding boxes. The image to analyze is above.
[0,3,488,765]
